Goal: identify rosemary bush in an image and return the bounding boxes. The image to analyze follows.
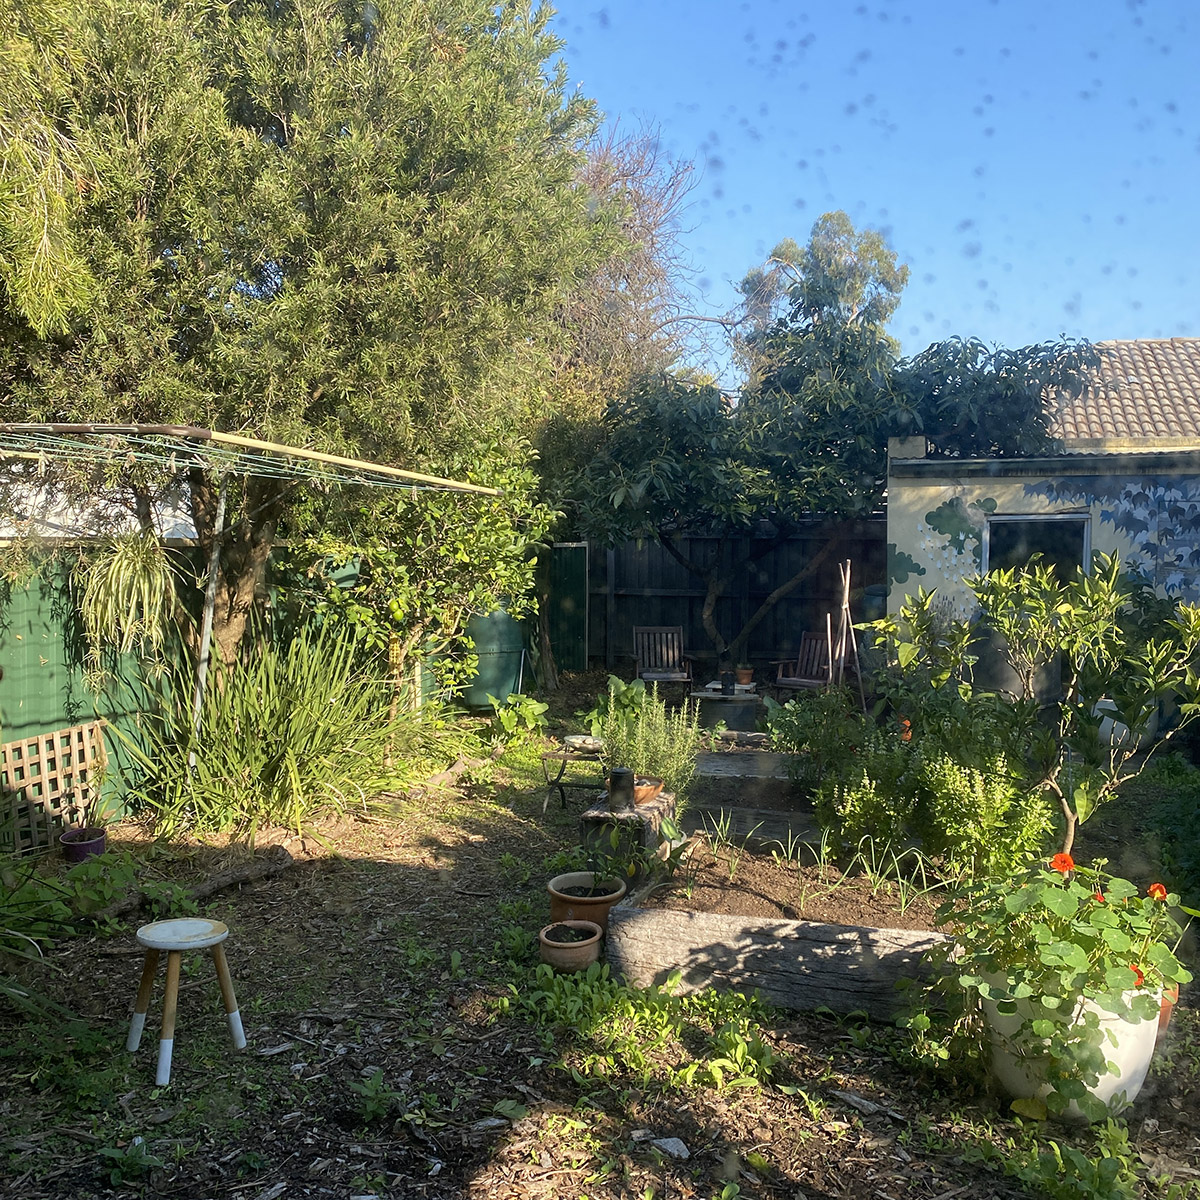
[598,683,701,805]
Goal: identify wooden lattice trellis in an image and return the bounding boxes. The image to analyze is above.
[1,721,108,854]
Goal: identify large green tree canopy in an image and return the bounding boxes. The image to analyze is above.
[0,0,95,335]
[1,0,610,660]
[579,211,1098,666]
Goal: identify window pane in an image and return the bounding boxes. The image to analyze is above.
[988,519,1087,578]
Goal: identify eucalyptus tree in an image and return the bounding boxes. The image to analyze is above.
[1,0,609,663]
[581,212,1099,668]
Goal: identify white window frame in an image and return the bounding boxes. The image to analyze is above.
[982,512,1092,575]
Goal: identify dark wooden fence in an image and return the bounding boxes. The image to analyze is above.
[582,519,886,675]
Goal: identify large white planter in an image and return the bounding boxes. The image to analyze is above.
[982,991,1158,1121]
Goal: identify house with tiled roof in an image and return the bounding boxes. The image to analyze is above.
[885,337,1200,615]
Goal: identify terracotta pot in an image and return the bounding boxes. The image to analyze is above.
[735,668,754,686]
[1158,984,1180,1045]
[539,920,603,972]
[633,776,664,805]
[547,871,627,931]
[59,827,107,863]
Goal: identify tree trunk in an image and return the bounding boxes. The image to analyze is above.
[659,526,845,668]
[188,470,287,666]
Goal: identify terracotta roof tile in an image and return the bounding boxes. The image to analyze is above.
[1052,338,1200,449]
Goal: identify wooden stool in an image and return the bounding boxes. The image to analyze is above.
[126,917,246,1086]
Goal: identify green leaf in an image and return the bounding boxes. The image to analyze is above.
[1041,889,1078,918]
[1009,1096,1047,1121]
[493,1099,529,1121]
[1100,927,1132,952]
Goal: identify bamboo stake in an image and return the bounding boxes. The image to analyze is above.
[825,611,834,685]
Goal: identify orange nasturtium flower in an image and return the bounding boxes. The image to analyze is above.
[1129,964,1145,988]
[898,717,912,742]
[1093,892,1105,903]
[1148,883,1168,901]
[1049,853,1075,875]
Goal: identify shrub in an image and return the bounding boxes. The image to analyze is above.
[816,733,1052,878]
[117,624,419,836]
[584,675,646,737]
[598,682,701,805]
[765,687,868,790]
[919,751,1053,876]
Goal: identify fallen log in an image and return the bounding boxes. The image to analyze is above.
[89,844,295,925]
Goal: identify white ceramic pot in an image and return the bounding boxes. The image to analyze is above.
[982,990,1158,1121]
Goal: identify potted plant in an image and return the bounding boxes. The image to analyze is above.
[937,854,1192,1122]
[547,871,627,931]
[59,824,108,863]
[538,919,603,972]
[735,664,754,686]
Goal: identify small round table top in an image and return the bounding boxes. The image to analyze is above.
[136,917,230,951]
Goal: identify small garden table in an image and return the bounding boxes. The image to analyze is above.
[540,749,603,813]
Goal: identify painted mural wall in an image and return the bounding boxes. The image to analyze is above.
[887,466,1200,615]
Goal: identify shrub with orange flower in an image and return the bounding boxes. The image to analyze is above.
[935,857,1193,1121]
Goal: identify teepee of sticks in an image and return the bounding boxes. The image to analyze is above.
[827,559,867,713]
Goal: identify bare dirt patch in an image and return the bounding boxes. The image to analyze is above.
[641,841,942,931]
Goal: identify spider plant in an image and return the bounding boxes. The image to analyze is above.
[74,532,177,690]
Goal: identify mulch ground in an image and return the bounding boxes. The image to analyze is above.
[2,745,1198,1199]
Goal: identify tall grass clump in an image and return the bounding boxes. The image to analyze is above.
[118,624,434,837]
[599,683,701,807]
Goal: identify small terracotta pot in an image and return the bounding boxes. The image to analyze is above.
[1158,984,1180,1045]
[59,827,107,863]
[633,776,664,805]
[547,871,627,931]
[539,920,603,972]
[735,668,754,686]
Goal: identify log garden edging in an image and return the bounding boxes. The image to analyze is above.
[606,899,947,1021]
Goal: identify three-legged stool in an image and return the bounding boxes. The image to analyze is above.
[126,917,246,1086]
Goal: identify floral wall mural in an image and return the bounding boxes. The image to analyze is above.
[1030,475,1200,602]
[889,460,1200,614]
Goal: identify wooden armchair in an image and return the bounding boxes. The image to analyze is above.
[633,626,692,685]
[772,631,833,692]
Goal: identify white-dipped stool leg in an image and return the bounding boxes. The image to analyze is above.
[127,949,160,1052]
[156,950,182,1087]
[211,943,246,1050]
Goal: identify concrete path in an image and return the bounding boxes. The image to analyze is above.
[695,751,792,780]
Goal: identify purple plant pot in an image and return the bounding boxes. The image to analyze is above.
[59,827,107,863]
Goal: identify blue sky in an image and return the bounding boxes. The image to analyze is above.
[549,0,1199,378]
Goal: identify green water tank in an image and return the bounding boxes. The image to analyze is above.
[460,608,526,708]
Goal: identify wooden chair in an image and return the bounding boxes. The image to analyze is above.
[633,626,692,685]
[772,631,833,692]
